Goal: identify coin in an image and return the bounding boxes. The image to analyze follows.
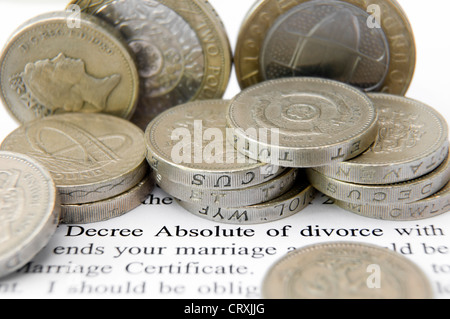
[145,99,284,189]
[160,168,298,207]
[60,173,154,224]
[1,113,148,205]
[69,0,232,129]
[235,0,415,95]
[313,93,449,184]
[307,153,450,205]
[334,180,450,221]
[262,241,433,299]
[176,174,316,224]
[0,11,139,123]
[226,77,378,167]
[0,151,59,278]
[260,0,390,92]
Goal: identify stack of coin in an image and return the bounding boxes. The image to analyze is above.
[144,99,316,224]
[306,94,450,221]
[225,78,450,221]
[0,113,153,224]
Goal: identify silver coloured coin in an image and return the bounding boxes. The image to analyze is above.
[307,153,450,205]
[145,99,284,189]
[176,174,316,224]
[0,151,59,278]
[81,0,205,128]
[60,173,154,224]
[226,77,378,167]
[260,0,390,92]
[313,93,449,184]
[160,168,298,207]
[0,11,139,123]
[262,241,433,299]
[334,180,450,221]
[1,113,148,205]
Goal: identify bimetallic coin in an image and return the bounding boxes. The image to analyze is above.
[160,168,298,207]
[176,175,316,224]
[145,100,284,189]
[0,151,59,278]
[335,180,450,221]
[60,173,154,224]
[235,0,415,95]
[262,242,433,299]
[307,154,450,205]
[0,11,139,123]
[260,0,389,91]
[313,94,449,184]
[226,77,378,167]
[1,113,147,205]
[69,0,232,129]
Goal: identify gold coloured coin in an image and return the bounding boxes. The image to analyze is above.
[235,0,415,95]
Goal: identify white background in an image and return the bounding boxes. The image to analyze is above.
[0,0,449,300]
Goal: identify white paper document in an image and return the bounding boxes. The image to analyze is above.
[0,0,449,300]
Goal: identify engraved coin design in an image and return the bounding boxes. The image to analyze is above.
[0,151,59,278]
[334,179,450,221]
[261,0,389,91]
[227,77,378,167]
[145,100,283,189]
[61,173,154,224]
[262,242,433,299]
[1,113,148,205]
[0,11,139,123]
[70,0,232,129]
[176,174,316,224]
[313,93,449,184]
[235,0,415,95]
[307,153,450,205]
[160,168,297,207]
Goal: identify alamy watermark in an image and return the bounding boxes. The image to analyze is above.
[170,121,281,166]
[367,4,382,29]
[366,264,381,289]
[66,4,81,29]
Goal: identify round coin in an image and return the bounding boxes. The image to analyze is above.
[262,241,433,299]
[160,168,298,207]
[235,0,415,95]
[1,113,148,205]
[60,173,154,224]
[69,0,232,129]
[145,99,284,189]
[260,0,390,92]
[0,151,59,278]
[0,11,139,123]
[307,153,450,205]
[313,93,449,184]
[176,174,316,224]
[334,180,450,221]
[226,77,378,167]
